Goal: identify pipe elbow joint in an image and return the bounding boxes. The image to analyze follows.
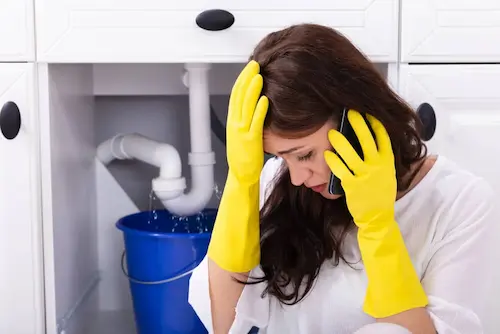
[156,144,182,178]
[151,143,185,201]
[160,151,216,216]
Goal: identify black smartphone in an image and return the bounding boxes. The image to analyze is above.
[327,108,374,195]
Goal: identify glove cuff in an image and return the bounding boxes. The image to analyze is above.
[359,220,429,317]
[207,176,261,273]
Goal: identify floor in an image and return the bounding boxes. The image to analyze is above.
[84,310,261,334]
[85,310,136,334]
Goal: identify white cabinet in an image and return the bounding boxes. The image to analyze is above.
[0,0,35,61]
[399,64,500,334]
[401,0,500,62]
[34,0,398,63]
[0,64,44,334]
[398,64,500,197]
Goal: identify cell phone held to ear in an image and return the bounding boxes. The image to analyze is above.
[327,108,375,195]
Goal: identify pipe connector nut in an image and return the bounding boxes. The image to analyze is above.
[152,177,187,201]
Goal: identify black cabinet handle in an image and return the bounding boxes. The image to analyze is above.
[196,9,235,31]
[416,102,436,141]
[0,101,21,140]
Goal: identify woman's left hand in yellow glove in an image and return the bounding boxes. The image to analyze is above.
[324,109,428,318]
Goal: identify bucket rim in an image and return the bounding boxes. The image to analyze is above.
[115,208,216,239]
[116,221,212,239]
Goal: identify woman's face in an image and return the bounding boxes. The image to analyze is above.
[263,120,342,200]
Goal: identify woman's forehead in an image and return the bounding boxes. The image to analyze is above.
[263,121,336,154]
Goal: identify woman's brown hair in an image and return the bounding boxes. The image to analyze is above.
[240,23,428,305]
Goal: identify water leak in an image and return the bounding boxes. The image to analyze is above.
[213,183,223,201]
[147,190,159,224]
[146,183,223,234]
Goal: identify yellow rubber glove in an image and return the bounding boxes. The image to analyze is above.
[324,109,428,318]
[207,60,269,272]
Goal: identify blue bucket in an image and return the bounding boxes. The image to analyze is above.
[116,208,216,334]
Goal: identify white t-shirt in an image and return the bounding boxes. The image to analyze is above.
[189,155,500,334]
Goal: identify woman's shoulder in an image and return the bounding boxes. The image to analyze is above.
[434,156,496,228]
[417,155,495,210]
[399,155,497,241]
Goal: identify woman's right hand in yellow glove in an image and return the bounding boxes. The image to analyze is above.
[226,60,269,185]
[207,61,269,272]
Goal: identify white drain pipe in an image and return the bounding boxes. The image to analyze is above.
[162,63,215,215]
[96,63,215,216]
[96,133,187,201]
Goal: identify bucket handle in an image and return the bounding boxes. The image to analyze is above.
[121,250,199,285]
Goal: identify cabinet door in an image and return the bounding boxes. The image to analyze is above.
[0,0,35,61]
[0,64,44,334]
[399,64,500,203]
[398,64,500,334]
[401,0,500,62]
[34,0,398,62]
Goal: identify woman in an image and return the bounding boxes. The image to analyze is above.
[189,24,498,333]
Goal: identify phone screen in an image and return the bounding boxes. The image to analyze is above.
[327,108,371,195]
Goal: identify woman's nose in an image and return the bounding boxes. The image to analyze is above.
[289,165,311,187]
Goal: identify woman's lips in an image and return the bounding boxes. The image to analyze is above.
[310,183,326,193]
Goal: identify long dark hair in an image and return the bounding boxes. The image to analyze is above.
[242,24,427,305]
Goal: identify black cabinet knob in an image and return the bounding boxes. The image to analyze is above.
[0,101,21,140]
[196,9,235,31]
[416,102,436,141]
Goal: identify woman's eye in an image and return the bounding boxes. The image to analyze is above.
[298,151,313,161]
